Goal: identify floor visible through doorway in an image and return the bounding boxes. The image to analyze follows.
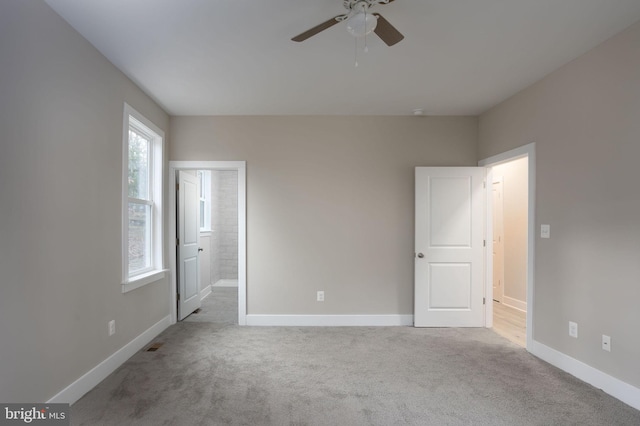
[493,301,526,347]
[183,286,237,324]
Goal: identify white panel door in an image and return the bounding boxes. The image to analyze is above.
[177,171,201,320]
[415,167,486,327]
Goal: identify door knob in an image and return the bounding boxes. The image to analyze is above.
[198,248,204,252]
[417,253,424,258]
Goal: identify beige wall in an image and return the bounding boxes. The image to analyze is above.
[170,116,477,315]
[479,21,640,387]
[0,1,170,402]
[492,158,528,306]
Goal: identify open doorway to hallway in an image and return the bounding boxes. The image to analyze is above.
[185,169,239,324]
[489,157,528,347]
[480,143,535,350]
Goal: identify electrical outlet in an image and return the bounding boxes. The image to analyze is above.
[602,335,611,352]
[108,320,116,336]
[317,291,325,302]
[541,224,551,239]
[569,321,578,338]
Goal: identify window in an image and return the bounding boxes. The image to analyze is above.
[198,170,211,231]
[122,103,165,292]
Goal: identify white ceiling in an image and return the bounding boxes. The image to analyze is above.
[44,0,640,116]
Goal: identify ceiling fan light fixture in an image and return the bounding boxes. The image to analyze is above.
[346,11,377,37]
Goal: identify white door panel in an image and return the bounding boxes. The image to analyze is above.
[429,263,471,309]
[429,177,473,247]
[415,167,485,327]
[178,171,201,320]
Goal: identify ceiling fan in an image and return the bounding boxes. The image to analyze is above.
[292,0,404,47]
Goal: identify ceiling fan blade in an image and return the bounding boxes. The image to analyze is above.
[372,13,404,46]
[292,16,342,42]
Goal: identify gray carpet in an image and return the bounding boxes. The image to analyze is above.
[71,323,640,425]
[183,287,238,325]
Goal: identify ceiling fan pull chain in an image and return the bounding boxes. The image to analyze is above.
[354,36,359,67]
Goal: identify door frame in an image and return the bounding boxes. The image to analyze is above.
[168,161,247,325]
[479,143,535,350]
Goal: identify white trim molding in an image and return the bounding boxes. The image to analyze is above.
[200,284,212,300]
[502,296,527,313]
[246,315,414,327]
[213,279,238,287]
[47,315,171,405]
[122,269,167,293]
[530,340,640,411]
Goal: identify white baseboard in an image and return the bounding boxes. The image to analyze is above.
[246,314,414,327]
[530,340,640,410]
[503,296,527,312]
[48,315,172,405]
[200,284,212,300]
[213,279,238,287]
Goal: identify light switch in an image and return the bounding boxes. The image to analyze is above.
[541,224,550,239]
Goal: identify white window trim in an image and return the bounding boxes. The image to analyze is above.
[122,103,166,293]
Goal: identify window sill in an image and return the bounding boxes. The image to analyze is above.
[122,269,167,293]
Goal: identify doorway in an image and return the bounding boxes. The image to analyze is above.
[186,169,239,324]
[168,161,247,325]
[489,159,527,347]
[479,143,535,350]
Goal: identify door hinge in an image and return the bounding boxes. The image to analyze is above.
[483,239,486,247]
[176,183,179,191]
[177,293,180,301]
[483,180,486,189]
[176,238,179,246]
[483,297,486,305]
